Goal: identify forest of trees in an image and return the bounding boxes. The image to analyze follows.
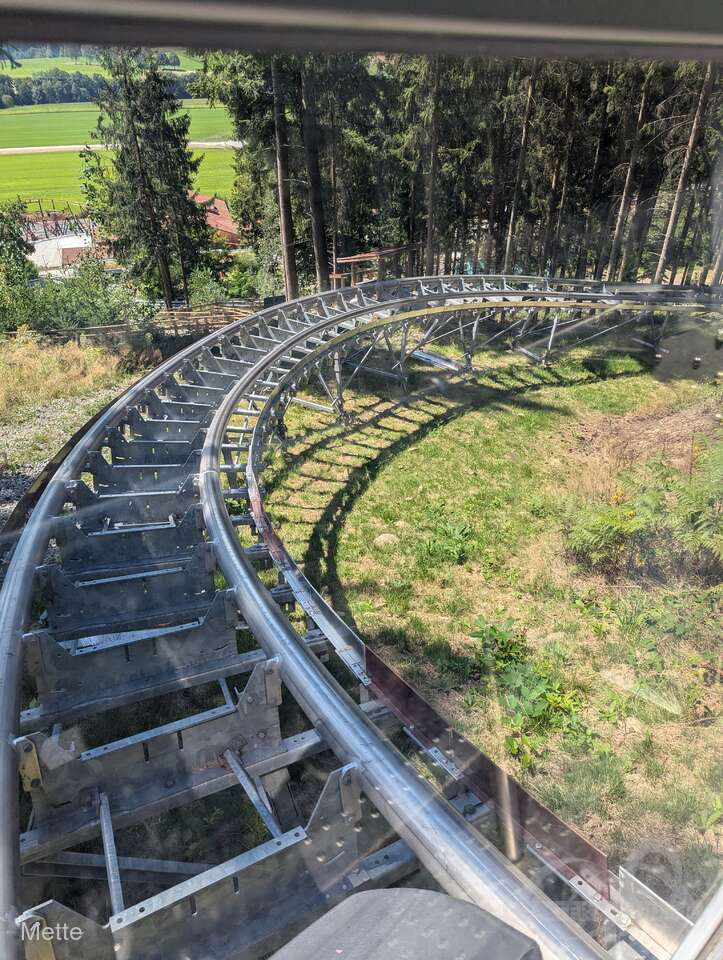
[196,55,721,296]
[1,47,720,314]
[0,68,197,108]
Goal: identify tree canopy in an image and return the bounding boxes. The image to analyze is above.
[82,48,210,306]
[197,53,721,292]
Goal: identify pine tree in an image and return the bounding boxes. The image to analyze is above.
[198,51,300,299]
[502,60,537,273]
[270,58,300,300]
[0,43,19,68]
[299,59,330,291]
[654,62,717,283]
[82,48,209,307]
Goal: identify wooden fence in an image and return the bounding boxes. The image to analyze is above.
[1,301,260,348]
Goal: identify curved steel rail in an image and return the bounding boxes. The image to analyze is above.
[1,275,719,959]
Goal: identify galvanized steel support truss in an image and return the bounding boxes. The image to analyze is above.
[0,276,719,960]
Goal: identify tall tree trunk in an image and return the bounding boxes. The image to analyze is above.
[682,203,704,284]
[539,152,562,274]
[594,202,615,280]
[622,160,664,280]
[502,60,538,274]
[329,104,338,276]
[576,66,609,279]
[607,64,654,281]
[696,192,715,283]
[173,219,190,304]
[472,208,483,272]
[443,235,453,274]
[493,126,509,271]
[711,239,723,287]
[576,130,603,278]
[271,58,299,301]
[486,131,501,271]
[300,64,330,291]
[405,167,417,274]
[666,191,697,284]
[617,193,639,281]
[654,61,716,283]
[425,57,441,274]
[458,205,468,273]
[550,132,572,275]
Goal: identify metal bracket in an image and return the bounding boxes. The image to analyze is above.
[618,866,693,956]
[303,764,365,894]
[21,589,243,731]
[15,737,43,793]
[19,660,288,862]
[36,542,217,642]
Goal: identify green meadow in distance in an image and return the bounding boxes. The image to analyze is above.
[0,100,233,148]
[0,48,202,78]
[0,148,236,207]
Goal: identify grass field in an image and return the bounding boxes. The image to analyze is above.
[1,49,201,78]
[1,56,107,78]
[263,348,722,914]
[0,146,236,206]
[0,100,233,148]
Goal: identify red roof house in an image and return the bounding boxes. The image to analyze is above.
[190,193,241,245]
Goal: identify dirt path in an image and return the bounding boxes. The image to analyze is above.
[0,140,242,155]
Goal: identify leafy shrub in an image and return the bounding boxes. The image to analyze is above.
[32,255,157,330]
[188,266,227,307]
[470,614,525,671]
[567,504,646,570]
[566,447,722,582]
[2,250,157,333]
[225,250,259,299]
[672,442,723,574]
[501,661,584,737]
[466,615,593,770]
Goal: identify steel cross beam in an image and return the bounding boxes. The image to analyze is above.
[203,294,718,959]
[0,277,719,960]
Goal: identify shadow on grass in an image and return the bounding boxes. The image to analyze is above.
[264,357,644,638]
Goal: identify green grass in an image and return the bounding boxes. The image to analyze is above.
[0,100,232,148]
[156,49,203,72]
[0,145,236,206]
[261,348,722,899]
[1,49,201,78]
[1,56,107,78]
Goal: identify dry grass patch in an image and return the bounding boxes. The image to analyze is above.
[0,333,125,423]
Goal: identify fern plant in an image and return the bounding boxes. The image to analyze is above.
[565,441,722,582]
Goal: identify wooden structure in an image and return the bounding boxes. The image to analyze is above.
[334,244,418,287]
[1,302,259,348]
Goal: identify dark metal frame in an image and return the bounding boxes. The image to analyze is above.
[2,0,722,59]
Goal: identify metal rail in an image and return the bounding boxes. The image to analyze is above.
[1,276,720,960]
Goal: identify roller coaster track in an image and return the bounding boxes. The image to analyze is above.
[0,275,720,960]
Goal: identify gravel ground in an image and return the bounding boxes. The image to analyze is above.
[0,379,138,532]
